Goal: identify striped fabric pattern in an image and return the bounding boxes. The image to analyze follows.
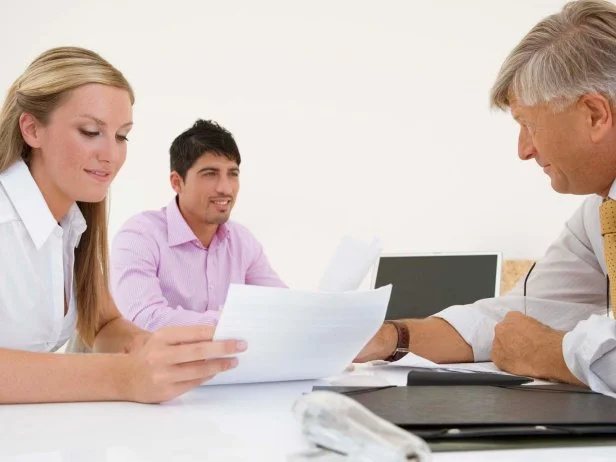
[111,197,286,331]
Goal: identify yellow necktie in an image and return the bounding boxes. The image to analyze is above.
[599,199,616,316]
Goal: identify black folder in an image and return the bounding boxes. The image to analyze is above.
[405,369,533,386]
[344,385,616,441]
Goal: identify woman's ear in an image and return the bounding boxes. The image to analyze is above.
[18,112,43,148]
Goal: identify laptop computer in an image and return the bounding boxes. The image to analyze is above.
[371,252,502,319]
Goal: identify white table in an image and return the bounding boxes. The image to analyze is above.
[1,364,615,462]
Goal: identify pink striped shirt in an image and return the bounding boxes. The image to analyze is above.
[111,197,286,331]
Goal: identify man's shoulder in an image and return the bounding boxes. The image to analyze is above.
[225,221,262,246]
[117,209,167,240]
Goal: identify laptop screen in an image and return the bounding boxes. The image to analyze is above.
[373,253,501,320]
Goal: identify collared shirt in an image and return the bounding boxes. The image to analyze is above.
[435,190,616,397]
[111,197,286,331]
[0,161,86,352]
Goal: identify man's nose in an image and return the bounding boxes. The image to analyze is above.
[216,175,233,195]
[518,127,538,161]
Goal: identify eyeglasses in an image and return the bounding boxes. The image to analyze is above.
[523,262,611,318]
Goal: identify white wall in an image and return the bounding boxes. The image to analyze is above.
[0,0,583,289]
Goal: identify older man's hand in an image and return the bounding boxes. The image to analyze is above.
[491,311,584,386]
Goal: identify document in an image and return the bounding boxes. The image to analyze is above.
[385,353,440,368]
[318,236,383,291]
[386,355,515,376]
[208,284,392,385]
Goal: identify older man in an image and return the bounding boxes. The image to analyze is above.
[356,0,616,396]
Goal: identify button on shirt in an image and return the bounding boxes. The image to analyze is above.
[435,189,616,397]
[0,161,86,352]
[111,197,286,331]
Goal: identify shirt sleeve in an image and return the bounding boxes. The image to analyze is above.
[244,235,287,288]
[434,198,616,394]
[111,220,219,331]
[563,315,616,397]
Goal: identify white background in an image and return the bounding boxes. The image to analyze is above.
[0,0,582,288]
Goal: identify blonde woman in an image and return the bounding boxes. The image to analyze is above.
[0,47,245,404]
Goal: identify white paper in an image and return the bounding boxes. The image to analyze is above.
[207,284,392,385]
[386,358,513,376]
[318,236,384,292]
[384,353,440,368]
[436,362,512,375]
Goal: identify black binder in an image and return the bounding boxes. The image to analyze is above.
[344,385,616,441]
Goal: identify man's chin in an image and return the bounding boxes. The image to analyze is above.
[206,214,231,225]
[549,176,570,194]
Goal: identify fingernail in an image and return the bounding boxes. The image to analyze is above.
[237,340,247,352]
[230,357,239,368]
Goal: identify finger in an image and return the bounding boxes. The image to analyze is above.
[504,310,524,321]
[168,376,218,400]
[163,339,246,364]
[172,377,210,397]
[155,325,216,345]
[171,357,238,383]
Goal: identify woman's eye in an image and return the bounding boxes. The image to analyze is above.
[79,129,99,137]
[116,135,129,142]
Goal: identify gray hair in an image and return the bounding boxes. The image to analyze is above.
[490,0,616,111]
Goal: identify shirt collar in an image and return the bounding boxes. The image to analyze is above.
[61,203,87,247]
[0,160,87,249]
[608,179,616,201]
[165,196,230,247]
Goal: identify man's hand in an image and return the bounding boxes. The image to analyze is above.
[492,311,584,386]
[354,323,397,363]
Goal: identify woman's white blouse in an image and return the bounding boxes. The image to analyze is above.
[0,161,86,352]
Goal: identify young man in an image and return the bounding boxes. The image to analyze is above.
[111,120,286,330]
[357,0,616,396]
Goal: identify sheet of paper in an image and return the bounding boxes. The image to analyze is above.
[436,362,512,375]
[318,236,383,292]
[382,352,440,368]
[385,358,513,376]
[208,284,392,385]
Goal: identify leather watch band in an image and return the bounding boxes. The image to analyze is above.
[383,320,410,362]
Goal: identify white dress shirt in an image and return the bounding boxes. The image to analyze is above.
[0,161,86,352]
[436,189,616,397]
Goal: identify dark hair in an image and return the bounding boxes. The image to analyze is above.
[170,119,241,179]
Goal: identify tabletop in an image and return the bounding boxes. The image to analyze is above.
[1,364,615,462]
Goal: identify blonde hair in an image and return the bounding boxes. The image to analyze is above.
[0,47,134,346]
[490,0,616,110]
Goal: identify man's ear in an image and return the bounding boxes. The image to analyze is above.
[579,93,613,143]
[170,171,184,194]
[19,113,43,148]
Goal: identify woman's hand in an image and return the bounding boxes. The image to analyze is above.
[115,325,246,403]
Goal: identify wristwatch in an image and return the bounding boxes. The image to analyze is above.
[383,320,410,362]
